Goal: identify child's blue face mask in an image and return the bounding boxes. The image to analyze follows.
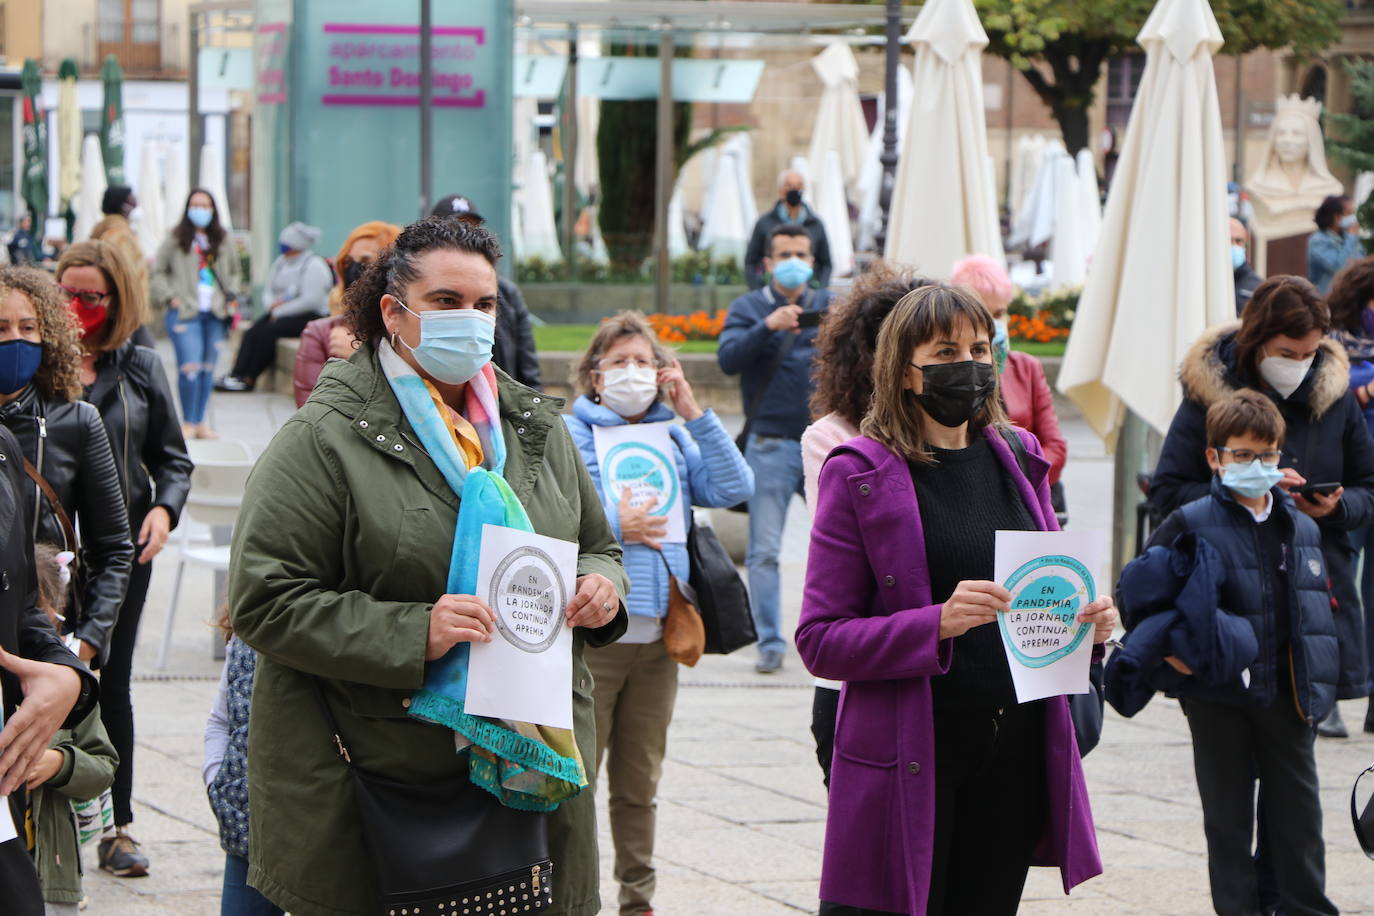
[1220,458,1283,499]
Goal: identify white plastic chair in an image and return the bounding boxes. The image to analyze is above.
[157,454,254,669]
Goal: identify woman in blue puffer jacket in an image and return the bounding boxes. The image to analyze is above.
[564,311,753,916]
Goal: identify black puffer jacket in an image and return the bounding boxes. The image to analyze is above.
[1150,323,1374,699]
[495,277,541,391]
[85,342,192,529]
[0,386,133,665]
[1143,479,1338,722]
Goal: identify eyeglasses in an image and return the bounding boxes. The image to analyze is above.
[597,356,656,371]
[60,285,111,307]
[1216,446,1282,466]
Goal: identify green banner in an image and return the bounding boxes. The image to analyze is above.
[100,55,126,185]
[20,59,48,219]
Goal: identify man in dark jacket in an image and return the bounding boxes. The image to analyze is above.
[430,194,542,389]
[719,225,831,673]
[743,171,832,291]
[1126,391,1338,916]
[0,425,97,914]
[1232,218,1262,316]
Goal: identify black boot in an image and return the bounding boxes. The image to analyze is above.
[1318,704,1349,738]
[1364,699,1374,734]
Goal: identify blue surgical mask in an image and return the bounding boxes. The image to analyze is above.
[0,339,42,395]
[993,319,1010,373]
[279,243,295,257]
[393,300,495,385]
[1220,459,1284,500]
[1231,245,1247,271]
[187,206,214,229]
[772,257,813,291]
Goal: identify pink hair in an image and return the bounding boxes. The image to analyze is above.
[949,255,1014,311]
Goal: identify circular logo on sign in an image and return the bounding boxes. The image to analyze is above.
[488,546,567,653]
[602,442,679,518]
[997,554,1096,668]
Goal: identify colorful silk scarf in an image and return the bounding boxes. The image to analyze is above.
[378,341,587,811]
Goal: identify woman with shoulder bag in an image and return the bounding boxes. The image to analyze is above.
[228,217,630,916]
[150,189,240,440]
[55,240,193,878]
[564,311,753,915]
[798,285,1113,915]
[0,267,133,674]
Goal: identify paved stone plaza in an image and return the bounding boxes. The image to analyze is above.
[73,351,1374,914]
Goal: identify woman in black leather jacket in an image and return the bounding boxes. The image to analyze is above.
[0,266,132,668]
[56,241,192,878]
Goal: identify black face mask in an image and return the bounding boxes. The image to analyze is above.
[343,260,368,289]
[784,188,803,208]
[912,360,997,429]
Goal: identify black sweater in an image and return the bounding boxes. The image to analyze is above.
[910,436,1037,709]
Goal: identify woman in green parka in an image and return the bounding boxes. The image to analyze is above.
[227,217,628,916]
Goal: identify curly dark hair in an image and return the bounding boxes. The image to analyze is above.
[1315,194,1350,232]
[1327,256,1374,334]
[343,216,503,345]
[0,266,83,401]
[809,261,936,425]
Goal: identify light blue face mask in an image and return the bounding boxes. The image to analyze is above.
[992,319,1010,372]
[393,300,495,385]
[772,257,814,291]
[1220,458,1284,499]
[1231,245,1247,271]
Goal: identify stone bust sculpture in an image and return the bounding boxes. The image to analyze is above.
[1248,94,1343,232]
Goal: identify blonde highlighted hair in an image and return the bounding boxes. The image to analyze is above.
[860,284,1009,464]
[571,310,674,399]
[56,240,147,353]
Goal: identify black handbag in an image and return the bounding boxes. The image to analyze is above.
[998,426,1105,757]
[1352,761,1374,858]
[310,678,553,914]
[687,517,757,654]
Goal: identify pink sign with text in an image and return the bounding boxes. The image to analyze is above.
[321,22,487,108]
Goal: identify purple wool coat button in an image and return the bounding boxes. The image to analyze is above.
[884,576,895,587]
[908,762,921,775]
[859,484,872,496]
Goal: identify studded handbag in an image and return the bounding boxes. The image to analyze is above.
[310,677,554,915]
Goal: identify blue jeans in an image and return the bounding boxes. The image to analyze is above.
[744,433,804,656]
[222,853,283,916]
[165,311,228,425]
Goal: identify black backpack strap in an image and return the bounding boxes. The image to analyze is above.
[999,425,1031,478]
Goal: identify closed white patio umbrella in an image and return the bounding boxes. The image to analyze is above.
[807,41,870,196]
[697,135,753,264]
[1058,0,1232,442]
[73,134,106,242]
[884,0,1004,271]
[1076,147,1102,256]
[856,64,913,252]
[134,141,165,259]
[813,149,855,278]
[1052,154,1089,288]
[514,149,562,263]
[163,142,189,233]
[199,142,233,233]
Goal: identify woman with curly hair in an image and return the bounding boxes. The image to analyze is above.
[802,262,934,791]
[0,267,133,670]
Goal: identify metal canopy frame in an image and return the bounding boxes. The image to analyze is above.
[515,1,917,311]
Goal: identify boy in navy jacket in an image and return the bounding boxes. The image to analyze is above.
[1123,390,1338,916]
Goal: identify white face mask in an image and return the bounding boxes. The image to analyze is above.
[599,366,659,417]
[1258,350,1314,399]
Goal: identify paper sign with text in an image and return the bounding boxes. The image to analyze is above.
[465,524,577,729]
[994,530,1105,703]
[592,422,686,544]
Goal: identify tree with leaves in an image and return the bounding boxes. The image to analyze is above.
[597,40,743,275]
[1328,59,1374,234]
[844,0,1343,155]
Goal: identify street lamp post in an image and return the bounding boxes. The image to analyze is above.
[874,0,902,254]
[419,0,433,218]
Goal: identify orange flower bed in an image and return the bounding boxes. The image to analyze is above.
[644,310,729,343]
[1008,313,1070,343]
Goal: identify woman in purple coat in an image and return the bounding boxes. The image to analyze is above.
[797,285,1114,915]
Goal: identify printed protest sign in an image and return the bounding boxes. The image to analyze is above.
[993,530,1105,703]
[592,422,686,543]
[465,524,578,728]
